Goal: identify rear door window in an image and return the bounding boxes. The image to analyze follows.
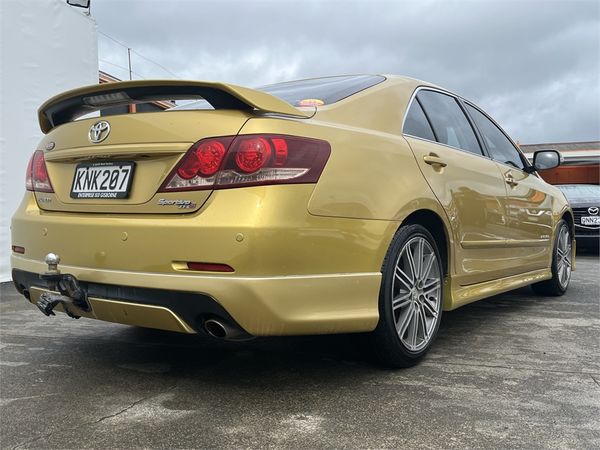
[417,90,483,155]
[465,104,525,170]
[403,99,436,141]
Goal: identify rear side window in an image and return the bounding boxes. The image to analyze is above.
[465,104,525,170]
[403,100,436,141]
[417,90,482,155]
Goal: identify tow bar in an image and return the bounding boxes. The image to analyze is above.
[36,253,90,319]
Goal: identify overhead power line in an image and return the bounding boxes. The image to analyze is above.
[99,59,146,79]
[98,30,181,79]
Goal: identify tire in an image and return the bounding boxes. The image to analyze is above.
[370,224,444,368]
[532,219,572,296]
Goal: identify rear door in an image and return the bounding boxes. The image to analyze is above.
[463,102,553,270]
[403,89,510,286]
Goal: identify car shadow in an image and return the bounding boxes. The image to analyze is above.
[70,285,552,386]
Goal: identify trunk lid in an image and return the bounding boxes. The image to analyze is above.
[34,79,309,214]
[37,110,250,214]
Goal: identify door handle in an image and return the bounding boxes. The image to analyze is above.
[423,154,447,167]
[504,174,519,187]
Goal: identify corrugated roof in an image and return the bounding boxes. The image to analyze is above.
[520,141,600,152]
[521,141,600,165]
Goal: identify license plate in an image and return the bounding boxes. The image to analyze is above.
[70,162,135,199]
[581,216,600,226]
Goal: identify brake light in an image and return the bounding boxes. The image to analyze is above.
[25,150,54,193]
[235,137,271,173]
[159,134,330,192]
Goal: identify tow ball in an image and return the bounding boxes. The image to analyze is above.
[36,253,90,318]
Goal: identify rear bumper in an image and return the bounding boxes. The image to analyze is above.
[11,257,381,336]
[10,186,394,335]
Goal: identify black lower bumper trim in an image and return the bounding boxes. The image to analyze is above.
[11,269,242,333]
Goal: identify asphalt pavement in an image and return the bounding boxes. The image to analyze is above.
[1,254,599,449]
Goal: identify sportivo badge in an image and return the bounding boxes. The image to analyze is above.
[158,199,196,209]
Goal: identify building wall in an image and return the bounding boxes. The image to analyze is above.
[539,165,600,185]
[0,0,98,281]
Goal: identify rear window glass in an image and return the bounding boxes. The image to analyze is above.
[404,99,436,141]
[417,90,482,155]
[173,75,385,110]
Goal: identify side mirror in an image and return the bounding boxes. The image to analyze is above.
[532,150,561,171]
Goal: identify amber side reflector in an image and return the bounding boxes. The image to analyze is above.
[186,262,234,273]
[12,245,25,254]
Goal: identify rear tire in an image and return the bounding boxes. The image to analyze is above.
[370,224,444,368]
[532,219,572,296]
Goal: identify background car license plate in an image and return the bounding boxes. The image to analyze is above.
[70,162,135,199]
[581,216,600,226]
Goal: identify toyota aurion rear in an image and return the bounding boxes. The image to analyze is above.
[11,75,573,367]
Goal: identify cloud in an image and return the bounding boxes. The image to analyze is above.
[93,0,600,143]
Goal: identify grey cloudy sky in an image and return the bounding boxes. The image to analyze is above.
[92,0,600,144]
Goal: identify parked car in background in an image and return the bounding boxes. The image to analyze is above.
[11,75,574,367]
[557,184,600,250]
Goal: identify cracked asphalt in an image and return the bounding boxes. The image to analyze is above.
[1,254,599,449]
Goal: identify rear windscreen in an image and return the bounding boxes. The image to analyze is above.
[173,75,386,110]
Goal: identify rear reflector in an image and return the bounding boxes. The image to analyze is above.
[186,262,234,272]
[11,245,25,254]
[158,134,330,192]
[26,150,54,193]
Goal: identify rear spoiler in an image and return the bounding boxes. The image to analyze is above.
[38,79,311,133]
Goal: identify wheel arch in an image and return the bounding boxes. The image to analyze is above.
[400,209,450,277]
[561,210,575,237]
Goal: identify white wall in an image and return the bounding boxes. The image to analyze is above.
[0,0,98,281]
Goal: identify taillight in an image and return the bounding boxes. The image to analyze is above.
[25,150,54,193]
[159,134,330,192]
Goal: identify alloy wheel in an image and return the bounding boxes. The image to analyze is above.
[556,225,572,289]
[391,236,442,352]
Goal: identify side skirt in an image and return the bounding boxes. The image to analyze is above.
[443,268,552,311]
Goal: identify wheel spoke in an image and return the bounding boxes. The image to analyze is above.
[422,297,438,318]
[410,307,419,349]
[392,291,412,310]
[396,303,413,337]
[423,278,441,296]
[406,247,419,283]
[414,239,424,281]
[421,253,435,282]
[419,304,430,341]
[395,266,414,290]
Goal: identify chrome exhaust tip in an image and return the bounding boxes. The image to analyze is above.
[203,318,253,341]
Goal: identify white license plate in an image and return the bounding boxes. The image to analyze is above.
[70,162,135,199]
[581,216,600,226]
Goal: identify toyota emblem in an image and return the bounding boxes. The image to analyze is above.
[89,121,110,143]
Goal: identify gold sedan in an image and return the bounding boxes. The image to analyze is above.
[11,75,574,367]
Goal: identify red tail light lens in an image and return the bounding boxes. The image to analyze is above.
[235,137,271,173]
[176,139,227,179]
[159,134,330,192]
[26,150,54,193]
